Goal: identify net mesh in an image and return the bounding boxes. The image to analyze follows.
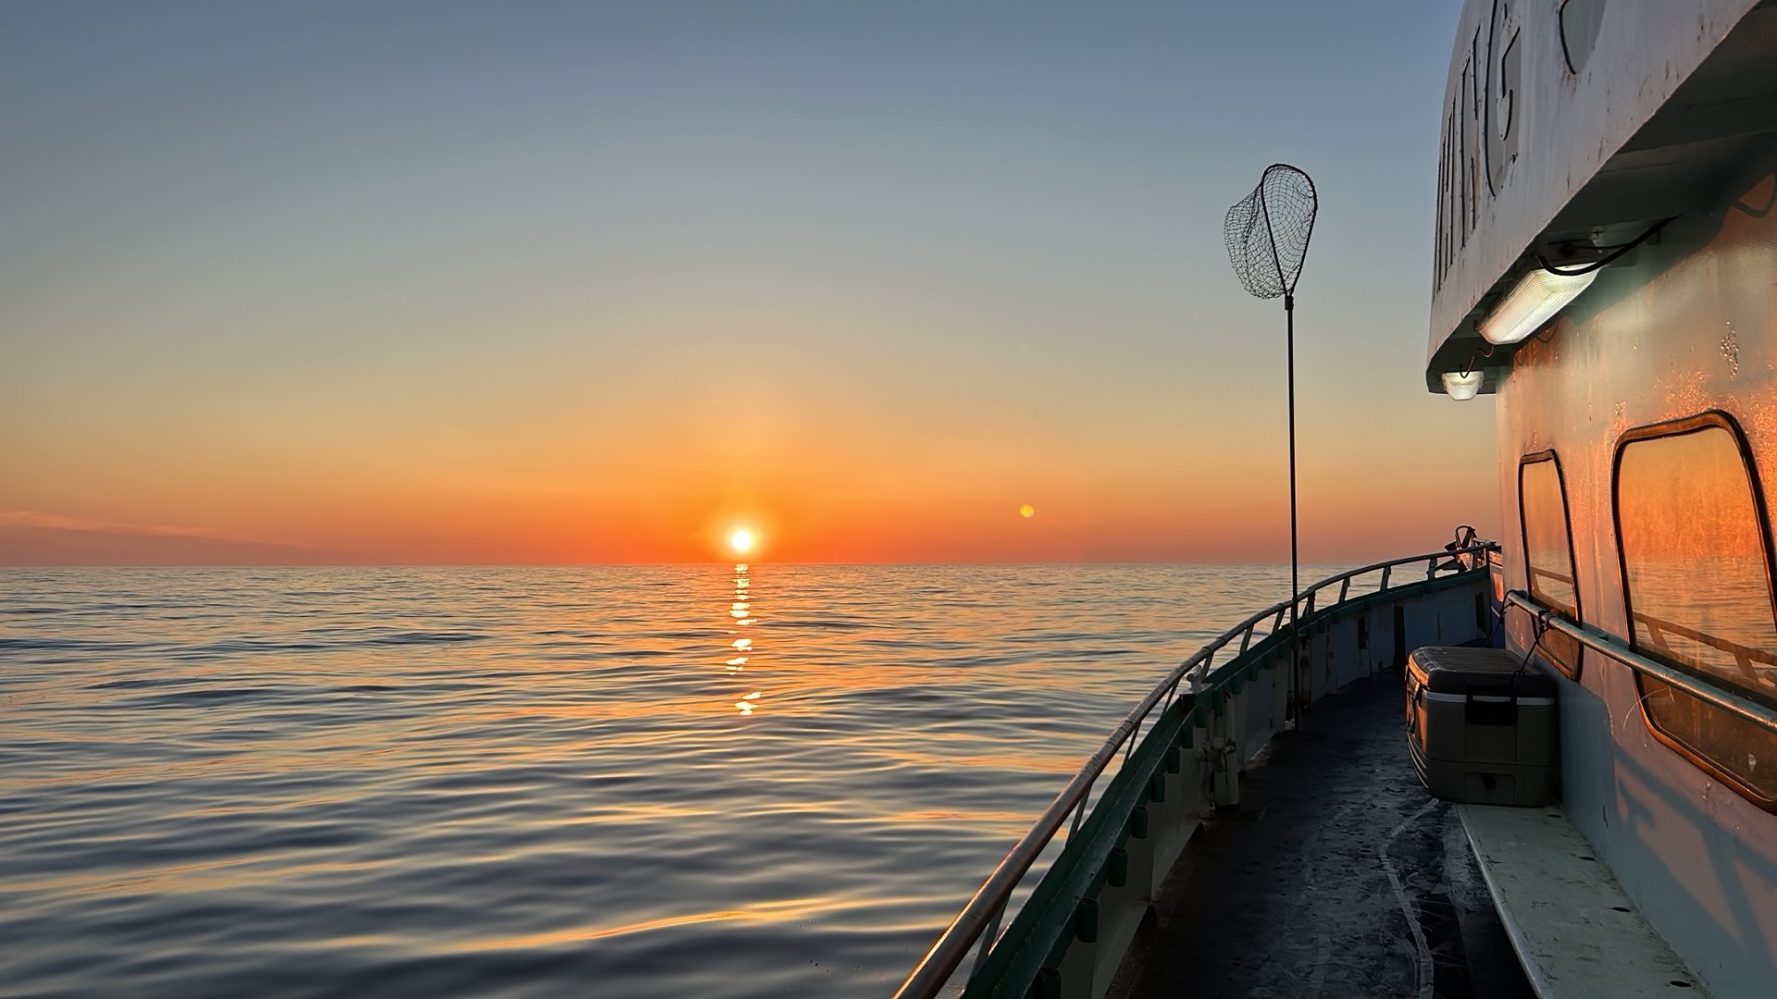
[1223,163,1317,300]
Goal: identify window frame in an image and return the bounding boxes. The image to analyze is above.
[1518,449,1583,678]
[1610,409,1777,811]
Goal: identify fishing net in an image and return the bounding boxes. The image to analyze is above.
[1223,163,1317,301]
[1223,162,1318,714]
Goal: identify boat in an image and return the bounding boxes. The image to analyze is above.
[895,2,1777,996]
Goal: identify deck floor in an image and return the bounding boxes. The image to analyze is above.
[1112,670,1534,999]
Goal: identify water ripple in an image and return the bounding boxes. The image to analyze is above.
[0,563,1318,997]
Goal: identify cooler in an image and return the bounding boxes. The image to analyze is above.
[1405,646,1558,806]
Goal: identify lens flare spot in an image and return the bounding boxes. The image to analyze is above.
[1019,504,1036,519]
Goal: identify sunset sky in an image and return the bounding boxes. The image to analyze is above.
[1,1,1497,566]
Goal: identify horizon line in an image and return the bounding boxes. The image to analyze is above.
[0,557,1398,570]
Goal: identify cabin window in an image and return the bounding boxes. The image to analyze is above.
[1519,452,1581,677]
[1615,413,1777,807]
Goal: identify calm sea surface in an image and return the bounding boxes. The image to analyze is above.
[0,563,1331,998]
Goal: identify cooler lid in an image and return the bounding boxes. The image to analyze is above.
[1411,646,1558,697]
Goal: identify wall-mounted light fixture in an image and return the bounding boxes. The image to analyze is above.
[1478,268,1597,345]
[1441,369,1485,400]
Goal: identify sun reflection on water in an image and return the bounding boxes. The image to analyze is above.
[728,562,761,715]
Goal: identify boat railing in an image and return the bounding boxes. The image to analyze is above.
[1528,565,1575,587]
[1505,592,1777,733]
[895,543,1496,999]
[1632,609,1777,679]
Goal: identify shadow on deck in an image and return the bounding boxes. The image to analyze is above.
[1111,670,1535,999]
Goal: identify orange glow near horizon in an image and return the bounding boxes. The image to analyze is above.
[0,472,1501,566]
[0,296,1501,568]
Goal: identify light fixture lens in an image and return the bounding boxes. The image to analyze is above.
[1442,369,1485,400]
[1477,268,1597,345]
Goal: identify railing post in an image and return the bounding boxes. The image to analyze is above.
[1338,577,1350,604]
[972,898,1007,976]
[1380,565,1391,591]
[1069,777,1095,837]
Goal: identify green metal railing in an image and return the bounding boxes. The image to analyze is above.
[895,544,1495,999]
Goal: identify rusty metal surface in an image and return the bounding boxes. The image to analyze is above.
[1427,0,1770,384]
[1495,159,1777,995]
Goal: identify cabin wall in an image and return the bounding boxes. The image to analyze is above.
[1495,158,1777,996]
[1427,0,1763,376]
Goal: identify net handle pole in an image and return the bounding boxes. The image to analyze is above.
[1285,293,1300,719]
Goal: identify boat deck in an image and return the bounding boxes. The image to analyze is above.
[1111,669,1534,999]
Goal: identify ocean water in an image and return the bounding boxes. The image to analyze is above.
[0,563,1325,998]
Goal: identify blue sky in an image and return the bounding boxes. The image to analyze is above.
[0,1,1496,564]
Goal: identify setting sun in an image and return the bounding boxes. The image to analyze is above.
[729,528,756,555]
